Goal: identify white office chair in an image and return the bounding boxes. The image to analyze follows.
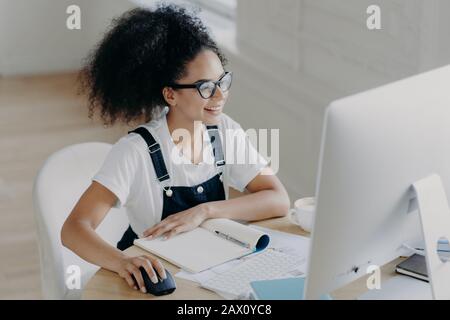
[32,142,129,299]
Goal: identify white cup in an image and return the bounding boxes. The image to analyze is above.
[288,197,315,232]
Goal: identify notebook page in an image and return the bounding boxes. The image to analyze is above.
[134,227,252,273]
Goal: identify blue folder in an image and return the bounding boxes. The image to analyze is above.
[249,277,332,300]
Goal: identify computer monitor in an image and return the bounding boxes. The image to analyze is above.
[304,65,450,299]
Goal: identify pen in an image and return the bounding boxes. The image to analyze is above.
[214,230,251,249]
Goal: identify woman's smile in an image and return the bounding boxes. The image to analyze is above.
[204,104,223,115]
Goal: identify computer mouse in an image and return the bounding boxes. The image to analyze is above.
[133,267,176,296]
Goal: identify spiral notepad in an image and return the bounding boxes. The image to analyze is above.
[134,218,270,273]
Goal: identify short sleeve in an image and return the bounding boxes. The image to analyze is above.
[225,124,269,192]
[92,137,139,209]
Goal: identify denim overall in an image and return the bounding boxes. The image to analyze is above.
[117,125,226,250]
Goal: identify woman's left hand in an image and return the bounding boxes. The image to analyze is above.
[142,204,209,240]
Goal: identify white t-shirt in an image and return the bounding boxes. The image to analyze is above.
[92,108,268,236]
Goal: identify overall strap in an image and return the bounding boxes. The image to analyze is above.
[128,127,170,182]
[206,125,226,167]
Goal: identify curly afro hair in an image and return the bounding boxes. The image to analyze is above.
[80,3,227,126]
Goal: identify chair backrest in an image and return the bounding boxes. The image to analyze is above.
[32,142,129,299]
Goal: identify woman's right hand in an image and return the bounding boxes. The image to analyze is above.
[115,255,167,293]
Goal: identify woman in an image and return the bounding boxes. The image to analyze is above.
[61,4,290,294]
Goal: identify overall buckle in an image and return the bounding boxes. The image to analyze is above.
[148,142,161,154]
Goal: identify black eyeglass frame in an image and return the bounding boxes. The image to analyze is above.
[168,71,233,99]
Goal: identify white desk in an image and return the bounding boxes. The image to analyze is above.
[82,216,418,299]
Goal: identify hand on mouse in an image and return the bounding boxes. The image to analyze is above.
[114,255,167,293]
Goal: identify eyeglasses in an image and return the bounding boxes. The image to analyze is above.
[168,71,233,99]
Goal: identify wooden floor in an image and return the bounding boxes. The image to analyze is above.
[0,72,129,299]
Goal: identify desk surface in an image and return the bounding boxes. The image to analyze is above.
[82,216,404,300]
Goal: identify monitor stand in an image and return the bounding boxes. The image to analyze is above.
[411,174,450,299]
[358,174,450,300]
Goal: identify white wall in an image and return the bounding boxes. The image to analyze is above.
[222,0,450,200]
[0,0,4,74]
[0,0,134,76]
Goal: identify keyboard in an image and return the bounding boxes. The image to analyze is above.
[201,249,304,297]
